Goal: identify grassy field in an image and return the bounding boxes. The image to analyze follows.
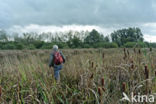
[0,48,156,104]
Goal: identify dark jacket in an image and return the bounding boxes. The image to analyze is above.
[49,51,65,67]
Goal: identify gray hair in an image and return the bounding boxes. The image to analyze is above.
[53,45,58,51]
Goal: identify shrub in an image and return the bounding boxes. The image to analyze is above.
[41,43,54,49]
[33,41,44,49]
[82,44,92,48]
[27,44,36,50]
[15,43,25,50]
[3,43,16,49]
[149,43,156,48]
[124,42,147,48]
[57,42,69,49]
[124,42,136,48]
[93,42,118,48]
[103,42,118,48]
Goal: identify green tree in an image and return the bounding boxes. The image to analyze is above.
[104,36,110,42]
[67,35,82,48]
[111,27,143,47]
[15,43,25,50]
[0,30,8,42]
[84,29,103,45]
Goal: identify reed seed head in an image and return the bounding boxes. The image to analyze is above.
[102,53,105,59]
[127,50,129,55]
[0,85,2,97]
[124,52,127,57]
[124,48,126,53]
[102,87,105,92]
[101,77,104,86]
[91,62,94,68]
[131,60,134,69]
[150,48,152,52]
[133,48,136,53]
[138,49,141,54]
[122,82,126,92]
[131,64,134,69]
[144,65,149,79]
[90,73,94,79]
[98,87,102,96]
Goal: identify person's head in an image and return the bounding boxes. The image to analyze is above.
[53,45,58,52]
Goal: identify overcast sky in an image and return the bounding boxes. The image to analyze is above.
[0,0,156,42]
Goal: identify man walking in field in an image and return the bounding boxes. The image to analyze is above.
[49,45,65,82]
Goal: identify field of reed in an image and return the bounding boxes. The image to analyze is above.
[0,48,156,104]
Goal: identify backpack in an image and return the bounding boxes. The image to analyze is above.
[53,52,63,65]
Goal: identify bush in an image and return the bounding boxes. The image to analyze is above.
[93,42,104,48]
[93,42,118,48]
[3,43,16,49]
[124,42,136,48]
[149,43,156,48]
[27,44,36,50]
[15,43,25,50]
[41,43,54,49]
[0,43,3,49]
[124,42,147,48]
[33,41,44,49]
[41,42,69,49]
[57,42,69,49]
[103,42,118,48]
[82,44,92,48]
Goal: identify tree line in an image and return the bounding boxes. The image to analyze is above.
[0,27,156,50]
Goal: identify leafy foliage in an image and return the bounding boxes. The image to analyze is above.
[111,27,144,46]
[0,27,155,50]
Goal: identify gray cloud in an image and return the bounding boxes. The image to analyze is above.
[1,0,156,42]
[0,0,156,28]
